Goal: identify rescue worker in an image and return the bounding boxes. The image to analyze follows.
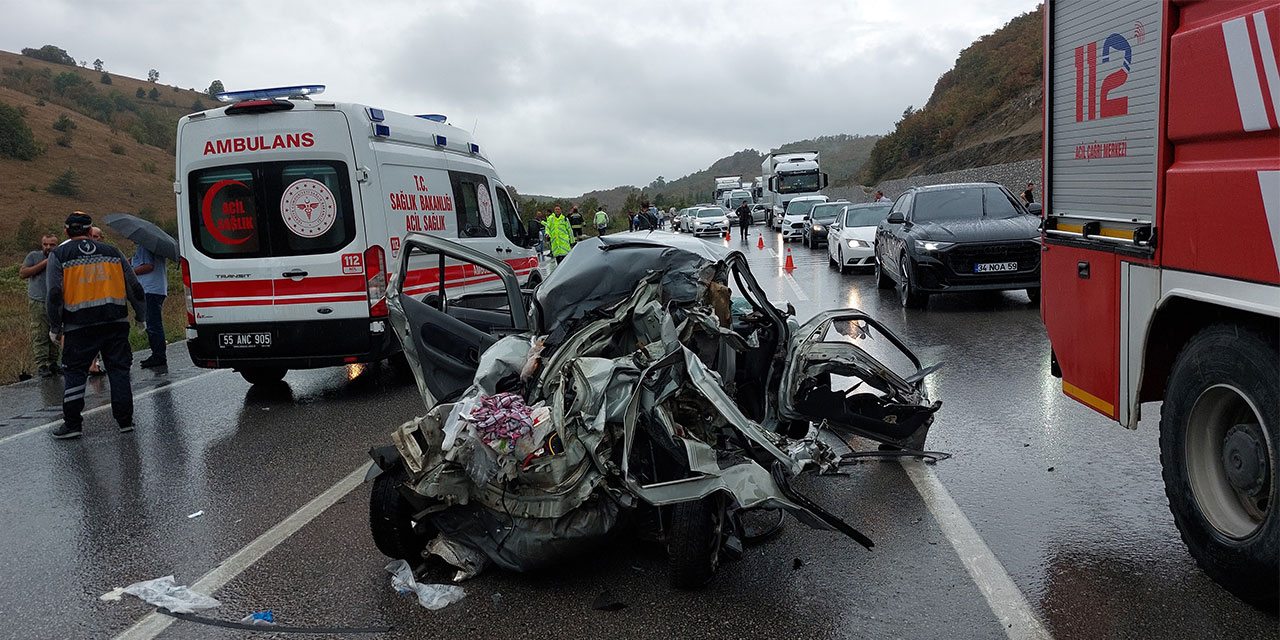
[46,212,145,439]
[568,206,585,241]
[736,201,751,236]
[546,207,573,263]
[594,206,609,236]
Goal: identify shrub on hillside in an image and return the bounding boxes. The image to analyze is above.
[100,73,111,85]
[148,87,159,101]
[46,168,81,196]
[21,45,75,66]
[0,101,42,161]
[55,134,71,147]
[52,114,76,132]
[110,143,125,155]
[141,160,157,174]
[135,87,145,99]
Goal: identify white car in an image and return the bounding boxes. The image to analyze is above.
[779,195,828,241]
[827,202,892,273]
[684,206,729,236]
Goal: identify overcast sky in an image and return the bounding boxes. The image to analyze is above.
[3,0,1039,197]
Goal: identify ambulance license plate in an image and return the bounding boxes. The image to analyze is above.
[975,262,1018,273]
[219,332,272,349]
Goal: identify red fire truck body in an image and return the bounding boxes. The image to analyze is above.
[1043,0,1278,609]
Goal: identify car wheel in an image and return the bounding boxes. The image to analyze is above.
[1026,287,1040,304]
[370,467,432,561]
[838,248,848,274]
[874,250,893,289]
[898,254,928,309]
[668,494,727,590]
[828,247,837,269]
[239,367,287,385]
[1160,325,1278,611]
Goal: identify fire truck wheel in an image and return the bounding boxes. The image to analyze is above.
[1160,323,1278,612]
[239,367,287,385]
[370,467,431,561]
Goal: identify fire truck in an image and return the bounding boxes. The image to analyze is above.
[1042,0,1278,609]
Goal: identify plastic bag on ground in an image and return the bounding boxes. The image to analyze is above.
[385,560,466,610]
[121,575,221,614]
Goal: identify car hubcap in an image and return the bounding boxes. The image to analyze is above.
[899,261,910,305]
[1186,384,1272,539]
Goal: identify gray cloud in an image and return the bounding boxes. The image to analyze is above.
[2,0,1040,196]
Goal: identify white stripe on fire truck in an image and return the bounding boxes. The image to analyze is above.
[1254,11,1280,122]
[1259,171,1280,268]
[1223,16,1271,132]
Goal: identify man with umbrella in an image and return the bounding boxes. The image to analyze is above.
[47,212,145,439]
[104,213,178,369]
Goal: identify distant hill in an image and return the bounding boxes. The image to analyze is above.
[859,5,1044,182]
[0,47,212,261]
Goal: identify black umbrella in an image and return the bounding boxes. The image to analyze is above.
[102,213,179,261]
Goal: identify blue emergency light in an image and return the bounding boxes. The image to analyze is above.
[469,143,480,154]
[433,135,447,147]
[368,108,385,122]
[374,124,391,137]
[416,114,447,122]
[214,84,326,103]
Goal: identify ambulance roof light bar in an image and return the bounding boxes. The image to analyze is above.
[215,84,326,103]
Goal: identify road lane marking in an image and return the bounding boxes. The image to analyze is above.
[0,369,224,447]
[782,272,810,301]
[114,462,371,640]
[904,461,1052,640]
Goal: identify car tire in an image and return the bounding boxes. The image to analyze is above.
[828,248,837,269]
[668,494,726,590]
[370,467,432,561]
[898,253,928,309]
[838,248,848,275]
[239,367,287,385]
[1159,324,1278,612]
[874,250,893,289]
[1026,287,1040,304]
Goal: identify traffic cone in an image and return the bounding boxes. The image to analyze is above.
[757,236,764,249]
[725,228,731,241]
[784,247,795,271]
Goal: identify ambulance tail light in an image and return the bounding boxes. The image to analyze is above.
[365,245,388,317]
[181,257,195,326]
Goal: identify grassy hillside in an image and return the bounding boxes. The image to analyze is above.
[859,5,1043,182]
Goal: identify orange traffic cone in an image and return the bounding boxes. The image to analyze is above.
[757,236,765,249]
[784,247,795,271]
[725,228,731,241]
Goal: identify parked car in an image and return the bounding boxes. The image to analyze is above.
[750,204,770,225]
[873,183,1042,308]
[369,232,941,590]
[683,206,729,237]
[779,195,829,241]
[827,203,891,273]
[801,201,848,249]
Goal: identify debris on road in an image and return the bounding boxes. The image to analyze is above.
[386,560,465,610]
[119,575,221,614]
[187,510,204,519]
[238,610,275,625]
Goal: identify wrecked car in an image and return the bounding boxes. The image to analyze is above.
[368,232,941,589]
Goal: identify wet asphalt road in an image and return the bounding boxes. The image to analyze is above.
[0,226,1275,639]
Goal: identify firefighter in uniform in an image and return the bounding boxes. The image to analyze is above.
[46,212,145,439]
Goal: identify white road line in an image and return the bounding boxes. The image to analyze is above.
[114,462,371,640]
[904,461,1052,640]
[0,369,225,447]
[767,248,778,259]
[782,272,810,301]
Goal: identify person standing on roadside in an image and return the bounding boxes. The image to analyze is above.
[874,190,891,203]
[130,241,168,368]
[19,233,61,378]
[635,202,659,231]
[46,212,145,439]
[1022,182,1035,204]
[546,206,573,263]
[568,206,585,242]
[594,206,609,236]
[736,201,751,236]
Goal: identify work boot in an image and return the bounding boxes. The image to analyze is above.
[118,422,135,434]
[51,423,82,439]
[139,357,167,369]
[38,365,54,378]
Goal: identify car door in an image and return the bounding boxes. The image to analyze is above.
[387,233,529,406]
[777,310,942,448]
[879,193,912,275]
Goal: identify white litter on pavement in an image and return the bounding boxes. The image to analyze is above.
[385,560,465,610]
[187,511,204,519]
[120,575,221,614]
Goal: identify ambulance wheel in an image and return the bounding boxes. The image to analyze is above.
[1160,324,1278,612]
[668,494,726,590]
[370,467,431,561]
[238,367,287,385]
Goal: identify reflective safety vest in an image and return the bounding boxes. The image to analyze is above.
[546,214,573,256]
[595,210,608,226]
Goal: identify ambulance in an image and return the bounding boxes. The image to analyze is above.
[174,85,540,384]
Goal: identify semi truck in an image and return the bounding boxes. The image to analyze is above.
[713,175,742,203]
[759,151,827,221]
[1041,0,1278,610]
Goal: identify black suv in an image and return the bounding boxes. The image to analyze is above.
[873,183,1041,308]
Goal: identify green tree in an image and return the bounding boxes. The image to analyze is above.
[148,87,159,101]
[135,87,146,99]
[99,72,111,85]
[206,79,225,98]
[0,101,42,160]
[52,114,76,132]
[20,44,75,66]
[191,98,206,111]
[147,69,159,83]
[46,168,81,196]
[93,58,104,72]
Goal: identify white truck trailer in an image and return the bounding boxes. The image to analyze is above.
[760,152,827,222]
